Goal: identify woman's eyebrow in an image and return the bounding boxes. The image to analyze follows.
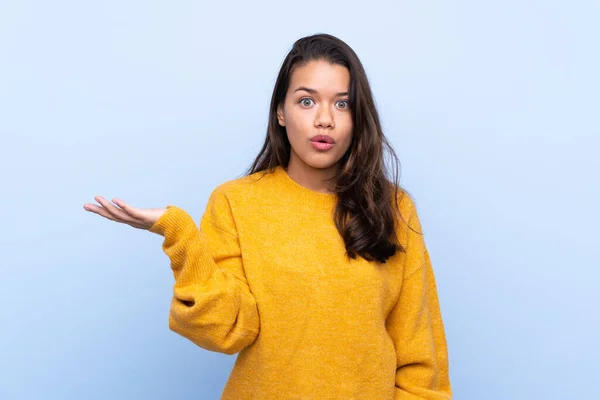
[293,86,349,97]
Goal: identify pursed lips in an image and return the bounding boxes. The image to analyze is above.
[310,135,335,144]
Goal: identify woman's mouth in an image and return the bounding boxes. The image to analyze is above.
[311,141,334,150]
[310,135,335,151]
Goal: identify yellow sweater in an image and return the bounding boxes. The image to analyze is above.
[149,166,451,399]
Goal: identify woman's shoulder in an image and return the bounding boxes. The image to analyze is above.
[202,170,274,225]
[392,185,422,235]
[392,185,416,216]
[208,168,278,202]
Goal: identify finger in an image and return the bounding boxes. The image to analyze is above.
[95,196,138,224]
[112,198,143,219]
[112,199,150,227]
[85,204,147,229]
[84,203,121,223]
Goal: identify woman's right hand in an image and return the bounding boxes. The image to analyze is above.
[83,196,167,233]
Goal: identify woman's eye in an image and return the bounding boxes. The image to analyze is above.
[300,98,314,107]
[337,100,349,109]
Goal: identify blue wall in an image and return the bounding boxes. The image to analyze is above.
[1,1,598,399]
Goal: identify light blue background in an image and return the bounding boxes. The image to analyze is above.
[1,1,598,399]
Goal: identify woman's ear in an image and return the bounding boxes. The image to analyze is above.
[276,104,286,127]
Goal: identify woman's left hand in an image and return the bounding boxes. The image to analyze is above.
[83,196,166,233]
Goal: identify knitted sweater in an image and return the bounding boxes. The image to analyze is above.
[148,165,451,399]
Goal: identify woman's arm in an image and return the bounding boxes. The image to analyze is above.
[387,199,452,399]
[149,185,260,355]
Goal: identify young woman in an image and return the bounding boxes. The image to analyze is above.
[84,33,452,399]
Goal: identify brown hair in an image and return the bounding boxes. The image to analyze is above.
[245,33,411,263]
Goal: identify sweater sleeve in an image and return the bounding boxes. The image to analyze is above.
[148,186,260,355]
[388,200,452,399]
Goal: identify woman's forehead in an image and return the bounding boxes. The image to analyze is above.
[289,60,350,96]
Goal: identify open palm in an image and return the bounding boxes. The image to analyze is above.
[83,196,166,232]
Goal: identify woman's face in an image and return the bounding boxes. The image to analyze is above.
[277,60,353,173]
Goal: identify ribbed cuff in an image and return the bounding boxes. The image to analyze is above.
[148,205,194,236]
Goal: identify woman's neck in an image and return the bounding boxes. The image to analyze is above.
[285,157,338,195]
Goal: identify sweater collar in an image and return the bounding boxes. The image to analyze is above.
[271,165,338,208]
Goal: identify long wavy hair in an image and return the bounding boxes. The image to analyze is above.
[245,33,413,263]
